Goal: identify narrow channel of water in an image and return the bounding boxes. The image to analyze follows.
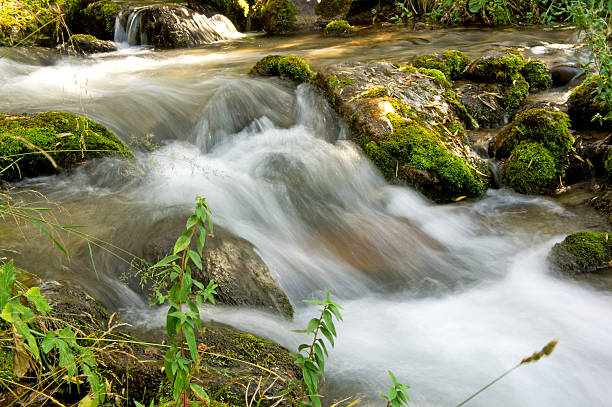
[1,26,611,406]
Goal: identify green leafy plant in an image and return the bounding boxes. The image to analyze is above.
[292,290,342,407]
[380,371,410,407]
[390,1,415,23]
[148,196,218,406]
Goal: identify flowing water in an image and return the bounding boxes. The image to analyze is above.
[1,26,611,406]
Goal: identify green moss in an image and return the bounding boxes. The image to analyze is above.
[412,55,451,79]
[501,74,530,117]
[0,111,132,181]
[324,20,355,35]
[364,114,485,201]
[357,87,388,98]
[417,68,452,89]
[315,0,352,19]
[606,154,612,178]
[494,107,573,173]
[328,76,356,90]
[557,231,612,270]
[568,75,611,129]
[442,50,471,80]
[261,0,296,34]
[505,142,557,194]
[250,54,312,82]
[470,52,525,84]
[82,0,120,40]
[521,59,552,91]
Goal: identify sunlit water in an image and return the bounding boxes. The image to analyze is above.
[1,26,611,406]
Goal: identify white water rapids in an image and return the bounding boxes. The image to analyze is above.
[1,27,611,406]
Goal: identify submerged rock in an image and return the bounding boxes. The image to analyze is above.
[61,34,118,54]
[548,231,612,274]
[141,215,294,318]
[316,61,489,202]
[0,111,132,182]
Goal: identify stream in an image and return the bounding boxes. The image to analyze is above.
[2,25,612,406]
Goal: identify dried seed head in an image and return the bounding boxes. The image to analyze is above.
[521,339,558,365]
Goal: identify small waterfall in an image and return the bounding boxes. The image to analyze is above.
[113,5,244,47]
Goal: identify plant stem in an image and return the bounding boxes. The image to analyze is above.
[455,363,521,407]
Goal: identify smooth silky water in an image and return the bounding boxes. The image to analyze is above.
[1,25,611,406]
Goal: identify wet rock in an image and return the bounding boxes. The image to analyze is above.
[0,111,132,182]
[467,49,525,84]
[521,59,552,91]
[61,34,117,54]
[315,0,352,20]
[456,82,507,128]
[141,214,294,318]
[548,231,612,274]
[290,0,323,30]
[551,64,584,87]
[567,76,611,130]
[316,61,489,202]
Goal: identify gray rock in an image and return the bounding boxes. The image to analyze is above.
[141,214,294,318]
[457,82,508,128]
[61,34,117,55]
[551,64,584,87]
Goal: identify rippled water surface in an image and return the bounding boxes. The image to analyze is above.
[1,25,611,407]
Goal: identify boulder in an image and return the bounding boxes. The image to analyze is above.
[551,64,584,87]
[316,61,490,202]
[61,34,118,54]
[411,50,471,81]
[0,111,132,182]
[567,76,611,130]
[521,59,552,91]
[140,214,294,318]
[467,49,525,84]
[324,20,355,36]
[548,231,612,274]
[456,82,509,128]
[250,54,313,82]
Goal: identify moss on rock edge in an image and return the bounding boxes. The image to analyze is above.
[548,231,612,274]
[504,141,557,194]
[250,54,312,82]
[0,111,132,181]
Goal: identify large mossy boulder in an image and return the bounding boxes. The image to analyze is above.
[548,231,612,274]
[81,0,121,40]
[315,0,352,19]
[141,214,294,318]
[324,19,355,36]
[567,76,611,130]
[0,111,132,182]
[493,107,573,194]
[250,54,313,82]
[316,61,489,202]
[260,0,297,34]
[457,49,532,127]
[521,59,552,92]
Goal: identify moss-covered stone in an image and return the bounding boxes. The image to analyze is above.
[504,141,557,194]
[468,50,525,84]
[412,55,451,80]
[357,87,388,98]
[364,114,485,201]
[0,111,132,182]
[501,74,530,117]
[324,19,355,36]
[261,0,296,34]
[567,75,611,130]
[314,0,352,19]
[548,231,612,274]
[494,107,574,168]
[82,0,120,40]
[65,33,117,54]
[606,154,612,178]
[521,59,552,91]
[250,54,312,82]
[443,50,471,80]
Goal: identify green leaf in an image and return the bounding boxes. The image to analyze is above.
[188,249,203,270]
[388,370,399,386]
[323,310,335,336]
[173,234,191,255]
[0,260,17,310]
[319,325,334,347]
[191,383,210,402]
[328,303,343,321]
[183,324,198,362]
[317,338,328,357]
[134,402,145,407]
[307,318,320,333]
[186,215,198,229]
[25,287,51,315]
[468,0,485,13]
[152,254,180,268]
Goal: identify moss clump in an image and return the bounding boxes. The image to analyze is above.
[606,154,612,178]
[250,54,312,82]
[494,107,574,168]
[364,114,485,201]
[412,55,451,80]
[443,50,471,80]
[315,0,352,19]
[505,142,557,194]
[549,231,612,273]
[567,75,611,129]
[521,59,552,91]
[0,111,132,181]
[470,52,525,84]
[501,74,530,117]
[324,20,355,36]
[261,0,296,34]
[67,33,116,54]
[82,0,120,40]
[417,68,452,89]
[357,87,388,99]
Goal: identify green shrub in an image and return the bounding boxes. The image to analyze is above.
[505,142,557,194]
